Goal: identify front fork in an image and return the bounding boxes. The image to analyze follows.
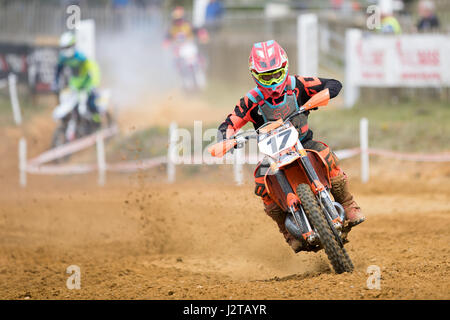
[295,141,343,222]
[268,141,346,246]
[295,141,346,247]
[269,168,316,243]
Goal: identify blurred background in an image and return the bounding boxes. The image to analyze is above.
[1,0,450,105]
[0,0,449,155]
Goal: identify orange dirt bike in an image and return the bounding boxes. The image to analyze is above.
[209,90,354,274]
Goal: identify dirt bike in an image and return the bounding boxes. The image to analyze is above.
[173,40,206,92]
[208,89,354,274]
[51,88,114,160]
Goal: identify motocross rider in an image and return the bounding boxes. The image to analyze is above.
[164,6,209,46]
[217,40,365,253]
[163,6,209,90]
[53,31,101,123]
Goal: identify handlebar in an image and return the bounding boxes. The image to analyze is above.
[233,131,257,141]
[208,89,331,158]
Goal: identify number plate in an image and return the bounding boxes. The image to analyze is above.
[258,126,298,156]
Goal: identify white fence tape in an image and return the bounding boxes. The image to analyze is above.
[25,157,168,176]
[367,148,450,162]
[28,125,119,166]
[19,119,450,187]
[20,120,166,186]
[334,148,361,160]
[27,163,96,175]
[335,148,450,162]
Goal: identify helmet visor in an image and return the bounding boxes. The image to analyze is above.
[252,67,286,86]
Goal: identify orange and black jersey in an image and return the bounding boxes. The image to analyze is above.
[217,75,342,141]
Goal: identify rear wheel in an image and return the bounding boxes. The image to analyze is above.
[51,126,66,149]
[104,111,114,128]
[296,183,354,274]
[50,126,70,163]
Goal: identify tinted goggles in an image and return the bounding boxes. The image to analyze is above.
[252,67,286,86]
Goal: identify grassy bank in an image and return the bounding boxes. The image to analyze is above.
[310,101,450,153]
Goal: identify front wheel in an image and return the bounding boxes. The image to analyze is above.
[296,183,354,274]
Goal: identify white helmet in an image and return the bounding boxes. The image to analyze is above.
[59,31,76,58]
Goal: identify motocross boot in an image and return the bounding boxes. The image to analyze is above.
[264,202,303,253]
[330,172,365,227]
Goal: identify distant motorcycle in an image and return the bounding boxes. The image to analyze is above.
[173,40,206,92]
[51,88,114,152]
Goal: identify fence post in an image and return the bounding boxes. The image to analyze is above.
[193,0,209,28]
[96,133,106,186]
[8,73,22,125]
[19,138,27,187]
[345,29,361,108]
[297,13,318,76]
[233,145,244,186]
[167,122,177,183]
[360,118,369,183]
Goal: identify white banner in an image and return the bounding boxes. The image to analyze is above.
[348,30,450,88]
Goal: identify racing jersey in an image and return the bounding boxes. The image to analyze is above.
[217,75,342,141]
[55,51,100,91]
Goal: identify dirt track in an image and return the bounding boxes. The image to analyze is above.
[0,101,449,300]
[1,157,449,300]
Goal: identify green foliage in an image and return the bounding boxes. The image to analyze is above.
[107,125,169,161]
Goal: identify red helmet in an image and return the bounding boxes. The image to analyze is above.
[248,40,289,98]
